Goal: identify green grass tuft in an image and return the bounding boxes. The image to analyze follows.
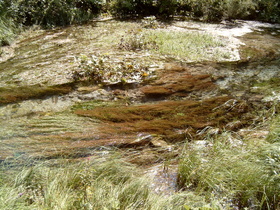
[178,132,280,209]
[0,158,196,209]
[148,30,225,60]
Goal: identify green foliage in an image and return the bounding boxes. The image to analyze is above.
[258,0,280,23]
[223,0,258,20]
[0,158,194,209]
[115,25,227,61]
[147,30,225,61]
[178,133,280,209]
[156,0,178,18]
[0,160,148,209]
[4,0,103,28]
[109,0,155,18]
[267,115,280,143]
[0,1,17,46]
[109,0,280,23]
[109,0,136,18]
[0,0,104,45]
[176,0,254,22]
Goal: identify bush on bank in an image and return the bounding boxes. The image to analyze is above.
[6,0,103,27]
[1,0,279,27]
[0,0,103,46]
[110,0,280,22]
[0,0,279,46]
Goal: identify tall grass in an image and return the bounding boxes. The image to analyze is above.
[267,115,280,143]
[0,157,198,209]
[0,159,149,209]
[0,16,16,46]
[1,120,279,209]
[178,132,280,209]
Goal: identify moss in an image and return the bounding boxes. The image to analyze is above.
[254,78,280,90]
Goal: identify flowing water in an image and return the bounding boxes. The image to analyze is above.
[0,19,279,194]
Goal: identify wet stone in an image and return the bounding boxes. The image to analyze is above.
[78,89,111,100]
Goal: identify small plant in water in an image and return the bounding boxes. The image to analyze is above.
[72,53,155,85]
[141,16,161,29]
[118,28,158,51]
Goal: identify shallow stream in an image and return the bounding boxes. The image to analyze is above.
[0,19,279,195]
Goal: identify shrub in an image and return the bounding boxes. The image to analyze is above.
[12,0,103,27]
[175,0,224,21]
[223,0,258,20]
[156,0,178,18]
[109,0,155,18]
[177,0,279,22]
[258,0,280,23]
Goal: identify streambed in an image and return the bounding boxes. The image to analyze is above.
[0,19,280,195]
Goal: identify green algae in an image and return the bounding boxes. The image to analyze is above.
[71,100,126,111]
[0,84,73,105]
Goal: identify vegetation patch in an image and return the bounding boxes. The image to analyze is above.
[0,17,16,47]
[148,30,225,60]
[0,84,73,104]
[73,53,155,85]
[267,115,280,143]
[0,158,211,209]
[75,96,250,141]
[178,132,280,209]
[253,78,280,94]
[0,159,151,209]
[119,27,227,61]
[239,31,280,62]
[141,72,216,99]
